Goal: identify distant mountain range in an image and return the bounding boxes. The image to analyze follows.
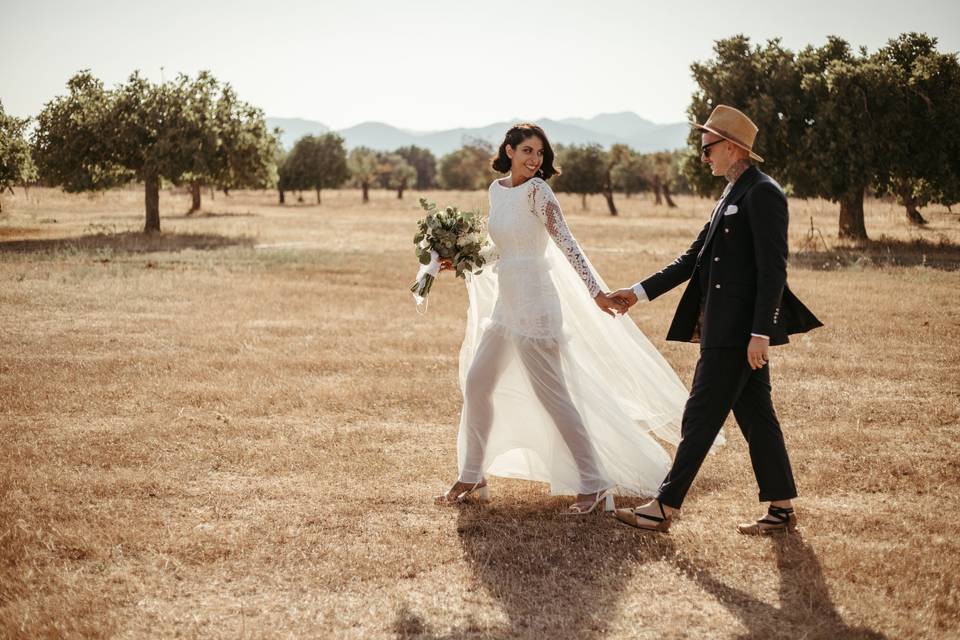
[266,112,689,156]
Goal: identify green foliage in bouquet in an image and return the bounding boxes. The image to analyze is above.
[410,197,488,301]
[413,197,487,278]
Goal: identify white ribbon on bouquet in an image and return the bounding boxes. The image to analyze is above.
[412,248,441,313]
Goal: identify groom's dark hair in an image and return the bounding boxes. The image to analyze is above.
[492,123,561,180]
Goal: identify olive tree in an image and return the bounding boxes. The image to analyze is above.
[281,133,349,204]
[376,153,417,199]
[395,145,437,189]
[438,139,494,190]
[0,101,37,212]
[174,72,278,213]
[552,144,609,212]
[873,33,960,225]
[32,70,276,232]
[609,144,651,198]
[348,147,379,203]
[791,38,898,240]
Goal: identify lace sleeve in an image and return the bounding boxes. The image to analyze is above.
[528,179,601,297]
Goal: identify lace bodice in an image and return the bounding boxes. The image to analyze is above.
[485,177,601,298]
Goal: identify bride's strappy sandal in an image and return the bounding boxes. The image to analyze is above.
[563,488,615,516]
[614,501,673,532]
[737,505,797,535]
[434,479,489,505]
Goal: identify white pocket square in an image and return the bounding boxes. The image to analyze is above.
[723,205,739,216]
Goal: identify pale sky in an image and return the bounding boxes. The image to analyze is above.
[2,0,958,131]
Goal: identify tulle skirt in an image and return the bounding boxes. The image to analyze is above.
[456,244,722,496]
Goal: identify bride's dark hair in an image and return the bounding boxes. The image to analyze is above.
[491,123,561,180]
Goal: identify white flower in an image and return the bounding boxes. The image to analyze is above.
[457,232,480,247]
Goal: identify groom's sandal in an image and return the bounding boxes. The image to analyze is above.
[614,502,673,532]
[434,480,489,505]
[737,505,797,535]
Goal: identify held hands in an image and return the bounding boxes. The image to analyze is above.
[609,288,639,310]
[439,259,454,271]
[594,292,629,317]
[747,335,769,370]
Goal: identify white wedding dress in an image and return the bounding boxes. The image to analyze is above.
[455,177,714,497]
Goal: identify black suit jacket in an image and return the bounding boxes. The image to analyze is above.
[641,166,822,348]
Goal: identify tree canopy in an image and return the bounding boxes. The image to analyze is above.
[552,144,609,211]
[172,72,278,212]
[348,147,379,203]
[0,101,37,211]
[872,33,960,224]
[395,145,437,190]
[684,33,960,240]
[32,70,276,232]
[438,139,494,190]
[376,153,417,199]
[279,133,349,204]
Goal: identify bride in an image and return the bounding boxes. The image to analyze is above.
[434,123,702,514]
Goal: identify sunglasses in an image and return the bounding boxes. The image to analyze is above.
[701,139,725,158]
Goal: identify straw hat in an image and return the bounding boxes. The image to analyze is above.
[693,105,764,163]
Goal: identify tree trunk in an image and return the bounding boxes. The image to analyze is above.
[210,187,215,201]
[397,182,405,199]
[899,186,928,226]
[602,169,617,215]
[316,189,322,204]
[279,189,285,204]
[144,173,161,233]
[838,189,868,241]
[581,193,587,210]
[188,181,201,214]
[223,187,230,196]
[362,182,370,203]
[297,191,304,203]
[653,176,663,205]
[603,189,618,216]
[662,183,678,208]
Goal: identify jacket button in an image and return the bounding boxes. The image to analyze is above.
[724,228,730,233]
[714,257,720,262]
[715,284,721,289]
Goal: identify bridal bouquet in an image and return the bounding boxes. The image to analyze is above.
[410,197,487,309]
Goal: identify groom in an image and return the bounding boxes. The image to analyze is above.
[611,105,822,534]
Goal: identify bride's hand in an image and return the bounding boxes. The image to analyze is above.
[594,292,628,317]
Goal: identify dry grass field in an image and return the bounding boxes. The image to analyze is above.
[1,184,958,639]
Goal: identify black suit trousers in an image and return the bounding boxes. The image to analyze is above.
[657,348,798,509]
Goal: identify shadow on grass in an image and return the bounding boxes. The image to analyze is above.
[393,501,673,639]
[671,533,887,639]
[174,211,259,219]
[0,231,254,255]
[791,237,960,271]
[393,508,886,639]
